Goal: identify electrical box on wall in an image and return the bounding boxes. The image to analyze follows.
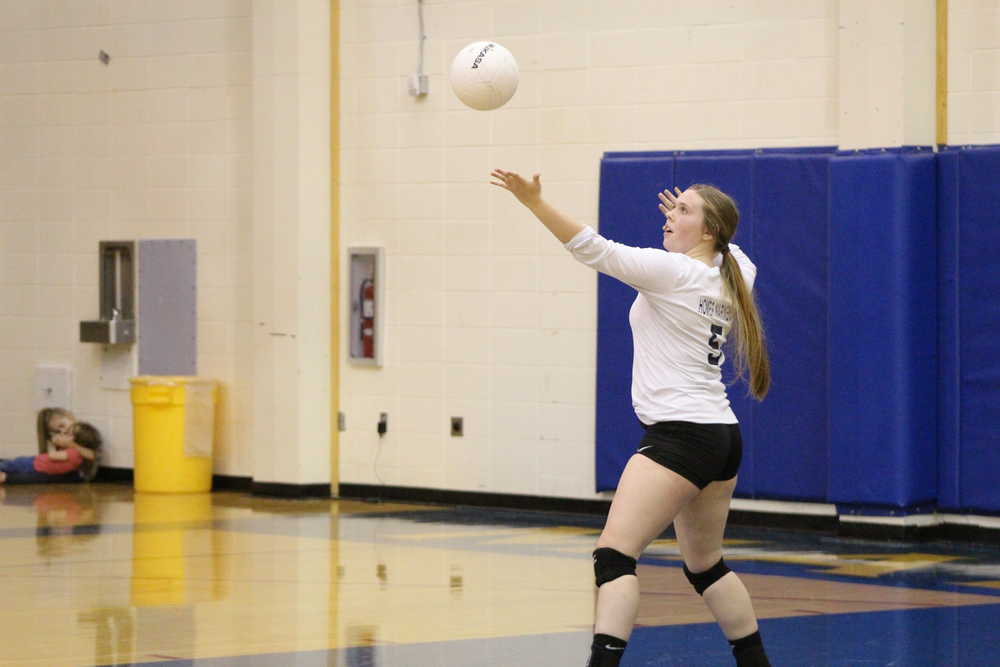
[34,364,72,411]
[348,247,384,367]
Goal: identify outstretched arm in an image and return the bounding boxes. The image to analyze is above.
[490,169,584,244]
[492,168,687,292]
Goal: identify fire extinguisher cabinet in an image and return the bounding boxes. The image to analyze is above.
[348,247,383,367]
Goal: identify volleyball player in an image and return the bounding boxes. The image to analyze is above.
[490,169,772,667]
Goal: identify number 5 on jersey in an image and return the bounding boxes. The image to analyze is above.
[708,324,723,366]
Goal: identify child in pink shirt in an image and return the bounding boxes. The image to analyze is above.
[1,421,101,485]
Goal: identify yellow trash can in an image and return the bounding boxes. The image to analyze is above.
[130,376,218,493]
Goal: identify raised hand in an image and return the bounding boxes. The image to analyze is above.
[657,186,683,219]
[490,168,542,207]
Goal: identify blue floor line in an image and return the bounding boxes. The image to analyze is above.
[103,602,1000,667]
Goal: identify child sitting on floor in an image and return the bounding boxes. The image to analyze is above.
[1,417,102,485]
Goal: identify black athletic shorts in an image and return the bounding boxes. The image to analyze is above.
[636,421,742,490]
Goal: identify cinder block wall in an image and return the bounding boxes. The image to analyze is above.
[949,0,1000,144]
[0,2,252,472]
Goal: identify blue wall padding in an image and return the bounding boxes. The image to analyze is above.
[936,150,961,510]
[828,151,938,507]
[750,154,830,501]
[595,146,995,515]
[595,150,833,496]
[937,147,1000,512]
[595,156,675,491]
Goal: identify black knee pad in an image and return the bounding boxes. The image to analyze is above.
[683,557,731,595]
[593,547,637,587]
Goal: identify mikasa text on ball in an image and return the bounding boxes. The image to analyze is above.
[449,41,519,111]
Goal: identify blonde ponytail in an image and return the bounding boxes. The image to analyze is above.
[720,252,770,400]
[690,184,771,400]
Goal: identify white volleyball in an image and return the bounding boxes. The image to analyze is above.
[449,41,519,111]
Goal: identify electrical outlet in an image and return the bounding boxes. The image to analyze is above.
[378,412,388,437]
[450,417,463,437]
[338,412,346,432]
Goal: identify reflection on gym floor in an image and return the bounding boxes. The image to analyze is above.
[1,484,999,666]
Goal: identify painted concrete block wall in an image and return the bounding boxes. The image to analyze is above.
[950,0,1000,144]
[338,0,842,499]
[837,0,936,150]
[0,1,253,473]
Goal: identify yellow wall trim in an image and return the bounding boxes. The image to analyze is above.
[937,0,948,146]
[330,0,341,495]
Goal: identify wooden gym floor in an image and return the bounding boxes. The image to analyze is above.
[1,483,999,666]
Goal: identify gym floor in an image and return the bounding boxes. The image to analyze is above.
[2,483,999,666]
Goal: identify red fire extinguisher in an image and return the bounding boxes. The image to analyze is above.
[360,278,375,358]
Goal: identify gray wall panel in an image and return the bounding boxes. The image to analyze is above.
[138,239,197,375]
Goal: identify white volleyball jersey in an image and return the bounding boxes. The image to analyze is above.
[564,226,757,425]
